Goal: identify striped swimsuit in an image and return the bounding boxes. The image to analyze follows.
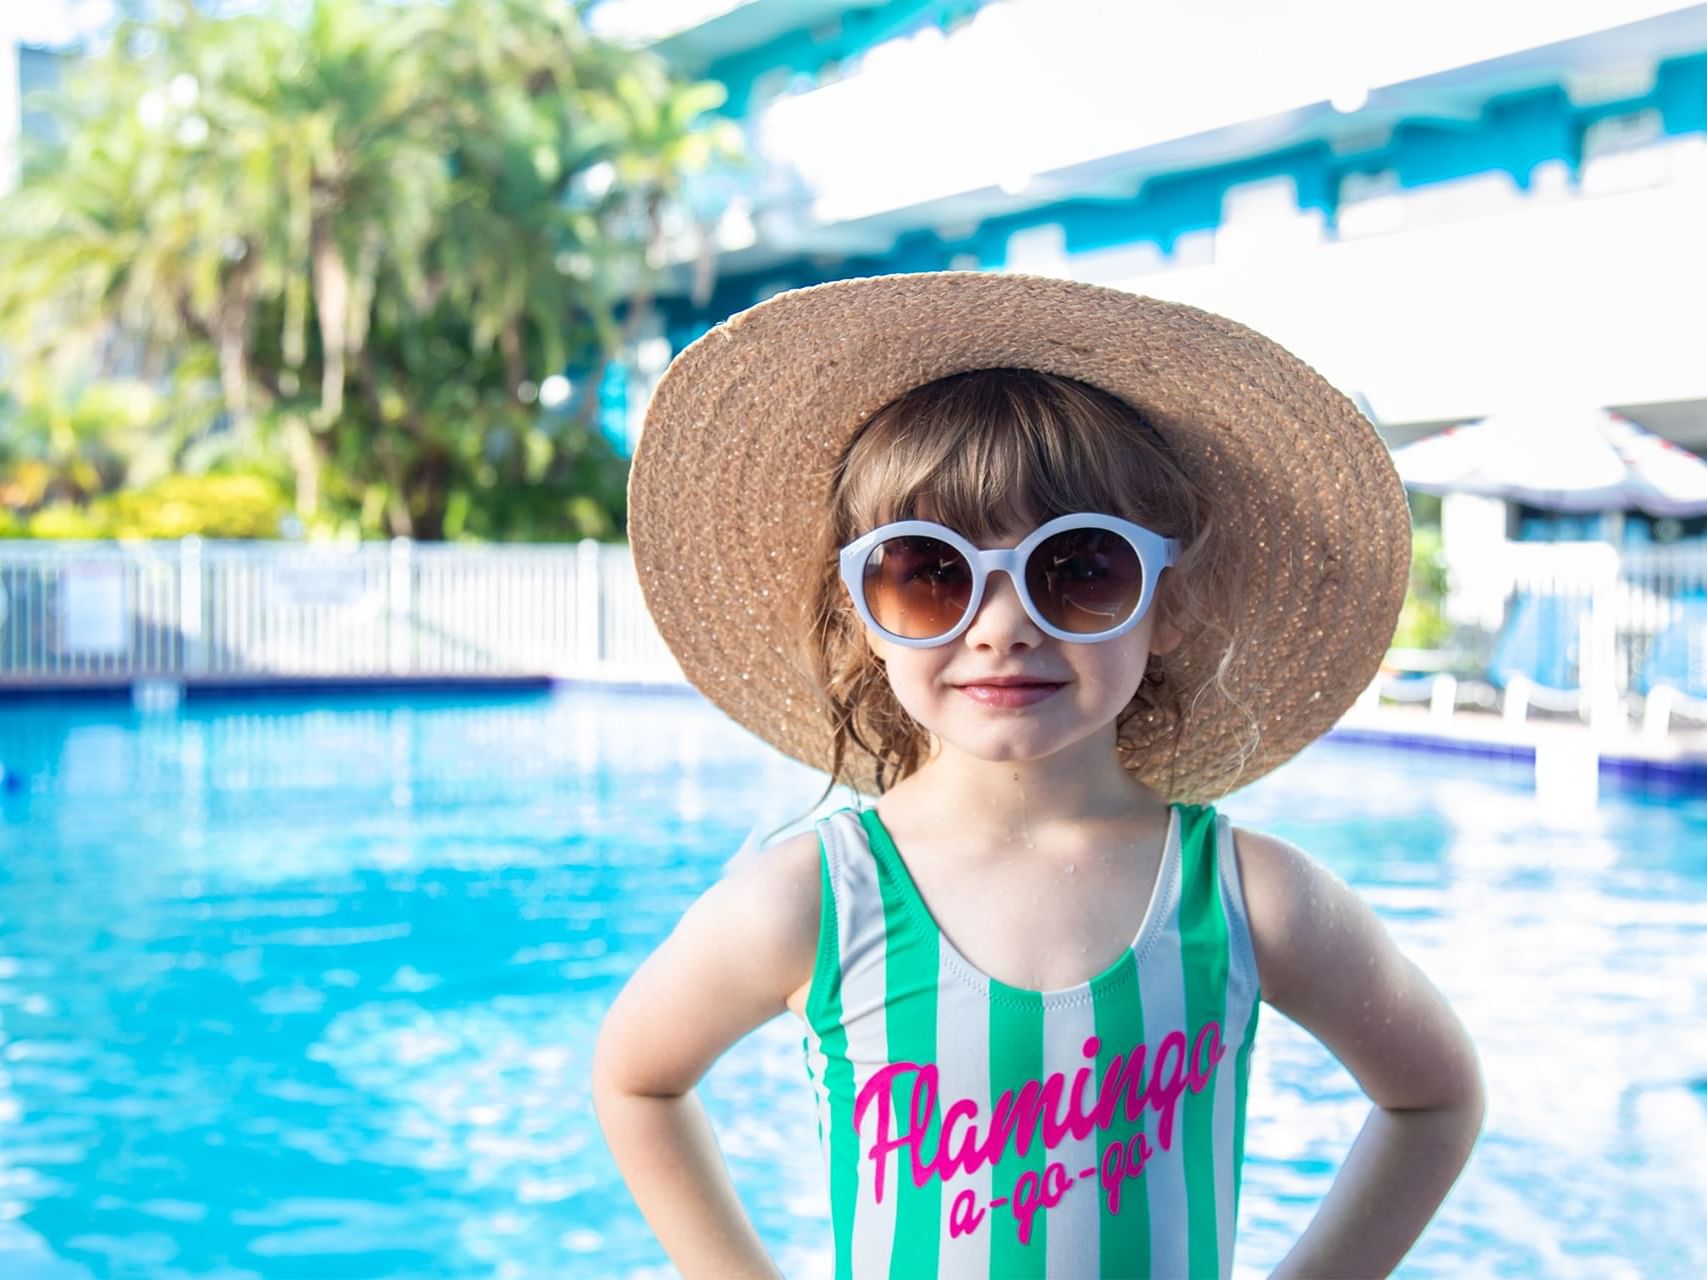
[800,801,1261,1279]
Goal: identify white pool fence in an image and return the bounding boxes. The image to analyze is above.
[0,537,680,684]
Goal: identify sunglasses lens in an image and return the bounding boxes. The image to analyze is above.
[1025,527,1145,634]
[862,535,974,639]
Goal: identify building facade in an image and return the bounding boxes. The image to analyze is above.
[595,0,1707,555]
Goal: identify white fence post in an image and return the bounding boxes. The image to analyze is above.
[1588,551,1621,731]
[180,536,205,676]
[576,537,602,672]
[389,536,413,673]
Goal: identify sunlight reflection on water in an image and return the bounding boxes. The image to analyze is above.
[0,688,1702,1278]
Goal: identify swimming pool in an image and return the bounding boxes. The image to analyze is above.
[0,686,1702,1278]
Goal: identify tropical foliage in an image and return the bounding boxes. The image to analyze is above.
[1393,523,1453,650]
[0,0,739,540]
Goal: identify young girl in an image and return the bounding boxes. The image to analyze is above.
[593,272,1485,1279]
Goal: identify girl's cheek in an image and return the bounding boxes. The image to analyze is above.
[886,674,936,724]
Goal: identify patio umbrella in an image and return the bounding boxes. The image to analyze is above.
[1390,405,1707,516]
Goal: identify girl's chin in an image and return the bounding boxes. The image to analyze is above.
[928,728,1093,766]
[922,710,1130,759]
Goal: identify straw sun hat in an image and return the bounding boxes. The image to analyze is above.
[627,271,1411,803]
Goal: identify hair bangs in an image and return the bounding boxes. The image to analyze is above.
[835,367,1179,543]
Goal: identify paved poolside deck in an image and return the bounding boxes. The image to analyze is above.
[1333,699,1707,791]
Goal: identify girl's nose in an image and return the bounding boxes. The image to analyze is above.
[963,569,1041,648]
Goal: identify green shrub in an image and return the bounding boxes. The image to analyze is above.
[12,473,292,540]
[1391,524,1452,649]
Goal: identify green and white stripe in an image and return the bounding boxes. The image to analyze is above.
[1213,812,1262,1271]
[935,944,991,1276]
[800,800,1261,1279]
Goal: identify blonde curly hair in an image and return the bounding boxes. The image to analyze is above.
[792,367,1263,799]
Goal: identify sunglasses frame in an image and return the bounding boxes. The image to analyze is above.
[838,512,1181,648]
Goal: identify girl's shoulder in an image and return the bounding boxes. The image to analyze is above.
[716,823,826,1012]
[592,824,827,1098]
[720,822,824,919]
[1225,821,1485,1118]
[1225,823,1381,1006]
[1224,823,1313,925]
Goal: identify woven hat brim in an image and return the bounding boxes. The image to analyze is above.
[628,271,1411,802]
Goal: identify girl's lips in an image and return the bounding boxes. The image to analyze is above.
[954,682,1065,708]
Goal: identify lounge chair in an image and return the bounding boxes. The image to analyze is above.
[1487,590,1592,724]
[1637,589,1707,742]
[1370,644,1495,721]
[1371,591,1590,724]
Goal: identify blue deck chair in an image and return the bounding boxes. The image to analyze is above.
[1372,591,1584,723]
[1487,590,1591,722]
[1637,589,1707,740]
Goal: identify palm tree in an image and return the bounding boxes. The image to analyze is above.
[0,0,738,540]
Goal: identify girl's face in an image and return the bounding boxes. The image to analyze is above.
[858,518,1183,769]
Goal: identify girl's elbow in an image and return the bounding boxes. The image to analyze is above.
[1389,1026,1486,1125]
[591,1001,697,1106]
[1436,1034,1488,1147]
[1431,1001,1487,1124]
[1450,1068,1488,1170]
[591,1006,636,1104]
[1463,1048,1489,1134]
[1454,1021,1488,1111]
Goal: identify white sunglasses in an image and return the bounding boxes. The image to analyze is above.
[839,512,1179,647]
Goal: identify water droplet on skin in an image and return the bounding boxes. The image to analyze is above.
[1066,862,1075,874]
[1011,772,1035,849]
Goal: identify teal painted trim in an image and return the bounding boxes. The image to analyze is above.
[1656,54,1707,134]
[597,361,630,454]
[1474,88,1576,191]
[704,0,977,116]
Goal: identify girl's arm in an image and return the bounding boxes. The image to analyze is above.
[1232,826,1487,1280]
[591,829,823,1280]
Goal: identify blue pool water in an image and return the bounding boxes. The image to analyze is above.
[0,686,1703,1279]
